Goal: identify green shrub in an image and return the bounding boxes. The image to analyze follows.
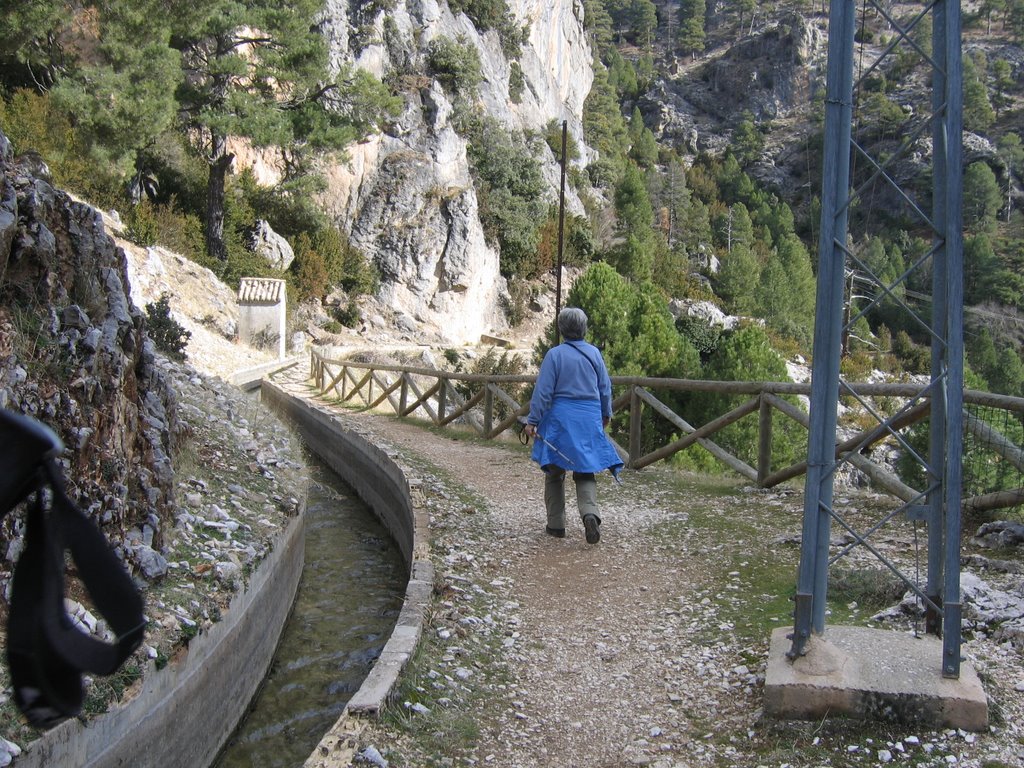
[318,226,379,295]
[0,88,122,207]
[455,347,526,421]
[147,198,205,261]
[145,293,191,361]
[333,301,361,328]
[891,330,930,375]
[676,314,722,357]
[686,324,805,471]
[447,0,525,58]
[462,117,547,278]
[292,232,330,302]
[829,566,904,612]
[586,158,619,188]
[427,36,482,95]
[543,119,581,164]
[124,201,160,247]
[509,61,525,103]
[504,277,531,326]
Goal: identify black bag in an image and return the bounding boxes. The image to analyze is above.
[0,409,146,728]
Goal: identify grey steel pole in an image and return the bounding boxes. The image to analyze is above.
[789,0,856,657]
[926,0,950,638]
[940,0,965,680]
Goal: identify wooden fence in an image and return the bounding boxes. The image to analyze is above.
[304,348,1024,515]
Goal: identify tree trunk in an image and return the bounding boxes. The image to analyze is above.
[205,132,233,262]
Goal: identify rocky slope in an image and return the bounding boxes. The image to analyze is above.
[298,0,1024,349]
[0,131,177,555]
[242,0,596,346]
[0,129,308,760]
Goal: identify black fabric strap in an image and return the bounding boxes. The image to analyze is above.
[1,409,146,727]
[8,491,85,726]
[41,460,146,675]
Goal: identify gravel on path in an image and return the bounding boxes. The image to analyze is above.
[284,378,1024,768]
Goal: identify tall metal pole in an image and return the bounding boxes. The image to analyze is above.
[789,0,855,658]
[938,0,965,679]
[554,120,567,344]
[788,0,964,679]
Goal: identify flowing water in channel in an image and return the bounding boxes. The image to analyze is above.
[213,463,407,768]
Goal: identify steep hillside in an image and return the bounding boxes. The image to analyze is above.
[261,0,597,345]
[0,128,308,756]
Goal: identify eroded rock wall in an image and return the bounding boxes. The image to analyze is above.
[0,129,177,569]
[318,0,594,344]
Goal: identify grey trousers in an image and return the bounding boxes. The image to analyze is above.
[544,468,599,530]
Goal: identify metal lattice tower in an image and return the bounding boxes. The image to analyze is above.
[789,0,964,677]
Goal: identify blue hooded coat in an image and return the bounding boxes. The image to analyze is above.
[527,340,623,476]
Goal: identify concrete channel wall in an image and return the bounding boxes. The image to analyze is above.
[15,504,306,768]
[14,382,430,768]
[259,383,434,766]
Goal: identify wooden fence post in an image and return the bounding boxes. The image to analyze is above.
[629,386,642,466]
[437,378,448,424]
[483,385,494,436]
[758,394,773,486]
[301,351,1024,517]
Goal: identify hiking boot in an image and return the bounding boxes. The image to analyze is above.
[545,526,565,538]
[583,514,600,544]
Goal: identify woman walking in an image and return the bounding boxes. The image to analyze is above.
[524,307,623,544]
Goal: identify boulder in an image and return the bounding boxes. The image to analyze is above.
[247,220,294,271]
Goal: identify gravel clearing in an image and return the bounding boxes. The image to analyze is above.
[274,382,1024,768]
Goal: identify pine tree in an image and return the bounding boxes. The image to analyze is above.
[614,162,654,234]
[582,63,630,172]
[50,0,180,172]
[688,324,803,469]
[990,345,1024,396]
[580,0,615,57]
[963,54,996,132]
[563,262,634,369]
[964,234,1000,305]
[756,234,816,345]
[967,327,1000,388]
[631,0,659,47]
[677,0,706,57]
[963,161,1002,232]
[0,0,70,89]
[170,0,398,261]
[629,283,700,377]
[713,203,758,314]
[628,109,659,169]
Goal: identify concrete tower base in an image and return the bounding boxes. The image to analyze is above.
[764,626,988,731]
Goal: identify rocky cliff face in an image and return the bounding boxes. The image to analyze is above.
[0,129,177,567]
[316,0,594,344]
[641,13,826,160]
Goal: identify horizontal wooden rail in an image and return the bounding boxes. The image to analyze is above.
[308,348,1024,515]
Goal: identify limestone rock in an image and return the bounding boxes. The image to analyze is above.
[315,0,593,344]
[247,219,295,271]
[0,126,177,565]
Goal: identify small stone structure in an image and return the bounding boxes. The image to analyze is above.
[238,278,286,360]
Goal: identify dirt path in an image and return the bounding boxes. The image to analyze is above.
[278,371,1024,768]
[278,370,746,767]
